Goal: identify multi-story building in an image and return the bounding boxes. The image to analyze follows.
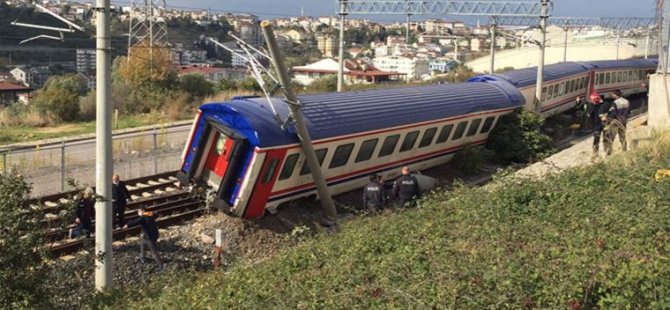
[292,58,404,86]
[373,55,430,81]
[10,66,52,88]
[76,49,96,74]
[239,21,263,46]
[231,50,267,68]
[316,34,338,58]
[178,66,249,82]
[429,59,459,73]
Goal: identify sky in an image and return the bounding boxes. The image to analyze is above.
[164,0,658,23]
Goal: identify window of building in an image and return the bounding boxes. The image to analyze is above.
[436,124,454,144]
[261,159,279,184]
[355,139,378,162]
[300,148,328,175]
[329,143,355,169]
[466,118,482,137]
[480,116,496,134]
[378,134,400,157]
[452,121,468,140]
[418,127,437,148]
[399,131,420,152]
[278,153,299,180]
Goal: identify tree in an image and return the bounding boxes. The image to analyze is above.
[0,172,50,309]
[306,75,338,93]
[487,109,554,164]
[32,74,88,123]
[116,42,174,88]
[180,74,215,99]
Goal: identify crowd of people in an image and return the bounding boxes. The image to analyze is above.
[576,89,631,160]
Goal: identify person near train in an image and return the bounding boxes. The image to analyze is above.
[586,93,613,159]
[363,173,385,214]
[124,206,165,271]
[608,89,630,152]
[70,187,95,238]
[392,166,421,208]
[112,174,132,228]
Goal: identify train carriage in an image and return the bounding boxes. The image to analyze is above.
[178,81,524,218]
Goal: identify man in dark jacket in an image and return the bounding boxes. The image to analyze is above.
[124,207,164,271]
[392,166,421,207]
[112,174,132,228]
[363,174,385,214]
[71,187,95,238]
[586,93,613,159]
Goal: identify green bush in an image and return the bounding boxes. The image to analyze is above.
[101,133,670,309]
[179,74,215,99]
[452,144,492,174]
[487,109,555,164]
[32,74,88,123]
[0,173,50,309]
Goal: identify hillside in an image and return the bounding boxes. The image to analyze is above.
[98,131,670,309]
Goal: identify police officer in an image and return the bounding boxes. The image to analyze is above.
[363,173,385,214]
[392,166,421,207]
[610,89,629,152]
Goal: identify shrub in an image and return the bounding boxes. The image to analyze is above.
[179,74,215,99]
[0,173,50,309]
[451,144,492,174]
[79,91,96,121]
[306,75,337,93]
[487,109,554,164]
[32,74,88,123]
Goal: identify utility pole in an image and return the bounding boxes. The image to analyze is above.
[616,28,621,60]
[405,0,412,44]
[490,16,497,74]
[645,31,650,59]
[562,26,568,62]
[260,21,338,223]
[337,0,347,92]
[534,0,549,114]
[94,0,113,291]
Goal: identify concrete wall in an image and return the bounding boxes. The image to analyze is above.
[648,74,670,129]
[466,40,655,74]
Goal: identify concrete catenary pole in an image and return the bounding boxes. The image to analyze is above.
[645,31,650,59]
[616,27,621,60]
[94,0,113,291]
[260,21,338,222]
[405,0,411,43]
[490,16,497,73]
[563,26,568,62]
[337,0,347,92]
[534,0,549,114]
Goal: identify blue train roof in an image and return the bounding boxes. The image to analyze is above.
[199,81,524,148]
[579,58,658,70]
[468,62,592,88]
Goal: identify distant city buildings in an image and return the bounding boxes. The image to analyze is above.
[178,66,249,82]
[374,55,430,81]
[292,58,404,86]
[316,34,339,58]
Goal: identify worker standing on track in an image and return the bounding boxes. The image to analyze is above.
[112,174,132,228]
[609,89,630,152]
[124,206,165,272]
[363,174,385,215]
[392,166,421,208]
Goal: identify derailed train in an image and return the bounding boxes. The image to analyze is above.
[176,59,657,218]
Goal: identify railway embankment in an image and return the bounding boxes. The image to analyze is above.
[96,128,670,308]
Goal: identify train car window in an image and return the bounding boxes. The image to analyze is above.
[599,73,605,85]
[628,71,633,82]
[378,134,400,157]
[466,119,482,137]
[480,117,496,134]
[553,83,559,97]
[278,154,299,180]
[559,82,565,96]
[452,121,468,140]
[569,80,575,93]
[580,77,586,90]
[623,71,628,82]
[355,139,378,162]
[418,127,437,148]
[436,124,454,144]
[261,159,279,184]
[541,87,547,101]
[399,131,420,152]
[617,72,622,83]
[572,79,578,92]
[605,73,611,84]
[547,85,554,99]
[300,148,328,175]
[329,143,355,168]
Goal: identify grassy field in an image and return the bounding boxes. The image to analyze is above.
[0,114,187,145]
[96,131,670,309]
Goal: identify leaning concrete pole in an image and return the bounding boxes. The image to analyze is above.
[563,26,568,62]
[261,21,338,222]
[94,0,113,291]
[337,0,347,92]
[534,0,549,114]
[490,16,497,73]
